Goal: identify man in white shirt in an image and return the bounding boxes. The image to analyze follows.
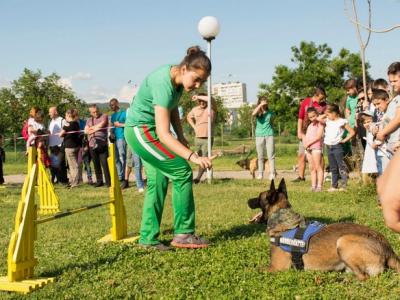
[48,106,68,184]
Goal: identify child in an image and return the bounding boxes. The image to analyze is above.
[344,79,359,129]
[23,107,41,152]
[370,79,390,123]
[360,111,378,175]
[49,147,61,183]
[77,113,93,185]
[320,104,355,192]
[28,110,50,167]
[303,107,324,192]
[0,134,5,185]
[372,89,392,174]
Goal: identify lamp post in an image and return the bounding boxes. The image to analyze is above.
[198,16,220,184]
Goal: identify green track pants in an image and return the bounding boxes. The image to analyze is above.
[125,125,195,245]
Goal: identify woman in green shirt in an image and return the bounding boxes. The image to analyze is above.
[125,46,212,250]
[252,96,276,180]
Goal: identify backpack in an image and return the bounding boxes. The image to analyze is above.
[21,120,29,141]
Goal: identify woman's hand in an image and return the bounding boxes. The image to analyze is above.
[190,154,212,169]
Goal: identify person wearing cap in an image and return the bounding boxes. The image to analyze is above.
[187,93,216,184]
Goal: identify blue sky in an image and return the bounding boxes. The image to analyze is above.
[1,0,399,103]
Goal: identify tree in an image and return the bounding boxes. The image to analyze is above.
[231,104,254,138]
[0,69,86,136]
[258,41,368,134]
[344,0,400,98]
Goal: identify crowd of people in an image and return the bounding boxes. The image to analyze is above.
[266,62,400,194]
[17,100,146,191]
[4,91,214,194]
[1,47,400,246]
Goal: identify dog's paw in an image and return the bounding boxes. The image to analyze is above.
[249,212,264,224]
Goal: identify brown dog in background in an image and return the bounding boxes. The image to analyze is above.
[236,158,269,179]
[247,179,400,280]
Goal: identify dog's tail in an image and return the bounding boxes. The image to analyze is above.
[387,253,400,272]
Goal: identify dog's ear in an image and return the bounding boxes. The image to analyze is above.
[277,178,288,198]
[269,180,276,193]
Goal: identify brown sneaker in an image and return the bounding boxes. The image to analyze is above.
[171,234,209,249]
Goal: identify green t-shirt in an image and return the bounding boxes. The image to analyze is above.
[345,95,358,128]
[126,65,183,127]
[255,111,274,137]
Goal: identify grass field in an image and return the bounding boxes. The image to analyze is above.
[1,178,399,299]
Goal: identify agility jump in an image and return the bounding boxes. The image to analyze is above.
[0,143,138,294]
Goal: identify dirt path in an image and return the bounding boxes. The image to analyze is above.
[4,168,361,185]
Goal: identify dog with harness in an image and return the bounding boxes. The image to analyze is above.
[248,179,400,280]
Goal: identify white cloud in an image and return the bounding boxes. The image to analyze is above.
[80,85,116,103]
[57,77,72,88]
[118,84,138,102]
[57,71,92,89]
[71,72,92,80]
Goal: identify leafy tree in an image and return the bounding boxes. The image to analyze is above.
[258,41,369,134]
[231,104,254,138]
[0,69,86,136]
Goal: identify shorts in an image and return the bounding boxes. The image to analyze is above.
[195,137,213,157]
[306,148,323,154]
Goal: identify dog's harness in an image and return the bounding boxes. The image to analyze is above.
[270,221,326,270]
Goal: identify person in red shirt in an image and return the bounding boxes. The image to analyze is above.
[293,87,327,182]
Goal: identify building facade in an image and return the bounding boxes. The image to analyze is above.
[212,82,247,109]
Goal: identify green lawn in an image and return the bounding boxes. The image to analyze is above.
[1,179,399,299]
[3,152,27,175]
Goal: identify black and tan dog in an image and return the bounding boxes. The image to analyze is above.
[236,158,269,179]
[248,179,400,280]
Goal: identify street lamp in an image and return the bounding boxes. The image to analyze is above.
[198,16,220,184]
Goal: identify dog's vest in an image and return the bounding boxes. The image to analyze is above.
[270,221,326,269]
